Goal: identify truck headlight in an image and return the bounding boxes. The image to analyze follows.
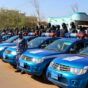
[49,62,54,67]
[0,47,5,51]
[70,68,87,75]
[32,58,44,63]
[11,51,17,55]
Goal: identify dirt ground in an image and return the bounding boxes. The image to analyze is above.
[0,59,59,88]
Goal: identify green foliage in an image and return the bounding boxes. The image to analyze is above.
[0,8,38,29]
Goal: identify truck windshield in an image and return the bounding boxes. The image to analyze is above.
[5,36,18,43]
[28,37,48,48]
[45,40,72,52]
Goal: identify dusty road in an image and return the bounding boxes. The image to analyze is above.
[0,59,58,88]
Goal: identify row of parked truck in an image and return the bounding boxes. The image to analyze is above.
[0,33,88,88]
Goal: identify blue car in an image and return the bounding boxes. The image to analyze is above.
[0,36,35,57]
[18,38,88,78]
[0,36,18,57]
[46,47,88,88]
[3,37,58,65]
[2,34,12,41]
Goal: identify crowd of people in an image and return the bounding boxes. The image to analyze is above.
[0,22,88,37]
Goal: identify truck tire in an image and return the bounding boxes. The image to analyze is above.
[86,83,88,88]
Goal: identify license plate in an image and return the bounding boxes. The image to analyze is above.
[51,72,58,80]
[20,62,24,67]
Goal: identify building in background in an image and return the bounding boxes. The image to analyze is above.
[48,12,88,29]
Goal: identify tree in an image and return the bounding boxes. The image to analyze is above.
[0,9,39,29]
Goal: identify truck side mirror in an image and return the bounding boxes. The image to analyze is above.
[41,44,47,48]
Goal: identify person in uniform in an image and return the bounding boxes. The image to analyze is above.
[60,23,68,37]
[16,32,28,73]
[69,22,78,33]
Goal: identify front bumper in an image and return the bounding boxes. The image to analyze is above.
[3,53,16,65]
[0,49,5,57]
[46,67,88,88]
[18,61,44,76]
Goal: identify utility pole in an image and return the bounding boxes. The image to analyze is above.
[71,3,79,13]
[32,0,41,25]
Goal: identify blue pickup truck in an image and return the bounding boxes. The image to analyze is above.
[3,37,59,65]
[2,34,12,41]
[46,47,88,88]
[17,38,88,79]
[0,36,19,57]
[0,36,35,57]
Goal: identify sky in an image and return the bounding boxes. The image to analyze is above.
[0,0,88,18]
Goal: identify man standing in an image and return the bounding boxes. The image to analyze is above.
[69,22,78,33]
[16,32,28,72]
[60,23,68,37]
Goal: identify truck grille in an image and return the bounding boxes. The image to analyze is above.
[52,63,70,72]
[60,64,70,71]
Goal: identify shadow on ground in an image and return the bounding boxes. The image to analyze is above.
[31,75,54,85]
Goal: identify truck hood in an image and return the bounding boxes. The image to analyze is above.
[23,49,60,58]
[6,46,40,53]
[6,46,17,51]
[53,54,88,69]
[0,43,16,46]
